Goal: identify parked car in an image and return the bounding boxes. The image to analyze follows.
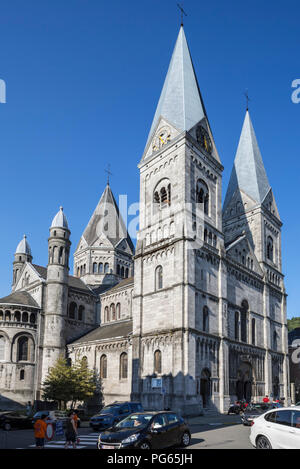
[97,411,191,449]
[241,403,275,426]
[32,410,80,428]
[250,407,300,449]
[90,402,143,431]
[0,411,33,431]
[228,401,249,415]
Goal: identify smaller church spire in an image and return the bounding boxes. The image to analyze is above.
[223,110,271,211]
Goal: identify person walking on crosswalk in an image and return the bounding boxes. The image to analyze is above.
[64,411,78,449]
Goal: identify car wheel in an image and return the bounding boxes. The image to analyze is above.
[256,436,272,450]
[180,431,191,447]
[139,441,151,449]
[4,423,11,431]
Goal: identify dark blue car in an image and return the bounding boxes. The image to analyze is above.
[90,402,143,431]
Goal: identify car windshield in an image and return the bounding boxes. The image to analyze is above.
[100,406,119,415]
[115,414,154,429]
[33,412,49,418]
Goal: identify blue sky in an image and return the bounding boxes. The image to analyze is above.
[0,0,299,317]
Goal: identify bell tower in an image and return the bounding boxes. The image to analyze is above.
[12,235,32,290]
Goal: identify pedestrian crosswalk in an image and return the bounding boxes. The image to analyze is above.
[18,432,99,449]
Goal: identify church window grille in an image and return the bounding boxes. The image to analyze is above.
[155,266,163,291]
[154,350,162,374]
[120,352,128,379]
[0,336,5,360]
[18,337,29,361]
[100,355,107,379]
[153,179,171,210]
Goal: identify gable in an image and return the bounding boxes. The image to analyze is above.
[262,188,281,221]
[14,263,45,291]
[226,235,263,276]
[142,116,181,161]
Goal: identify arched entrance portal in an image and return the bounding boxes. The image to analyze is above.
[200,369,211,408]
[236,362,253,403]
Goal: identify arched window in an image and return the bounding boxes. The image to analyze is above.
[22,312,28,323]
[125,268,129,278]
[93,262,97,273]
[14,311,21,322]
[59,247,64,264]
[5,311,11,321]
[69,302,77,320]
[241,300,248,343]
[81,356,88,367]
[121,266,125,278]
[117,265,120,276]
[235,312,239,340]
[153,179,171,210]
[83,264,86,275]
[204,229,208,243]
[98,263,103,274]
[18,337,29,361]
[30,313,36,324]
[154,350,162,374]
[100,355,107,379]
[267,236,274,262]
[0,336,5,360]
[120,353,128,380]
[78,306,85,321]
[104,306,109,322]
[116,303,121,320]
[196,179,209,215]
[77,266,80,277]
[104,263,109,274]
[252,318,256,345]
[203,306,209,332]
[111,304,116,321]
[273,331,278,351]
[155,266,163,291]
[0,310,3,321]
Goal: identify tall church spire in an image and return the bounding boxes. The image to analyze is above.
[143,26,208,155]
[223,110,271,212]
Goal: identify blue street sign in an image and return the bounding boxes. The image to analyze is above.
[55,420,64,437]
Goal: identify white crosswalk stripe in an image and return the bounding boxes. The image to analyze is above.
[19,432,100,449]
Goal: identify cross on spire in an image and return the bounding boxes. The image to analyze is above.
[244,89,251,111]
[105,164,113,185]
[177,3,187,26]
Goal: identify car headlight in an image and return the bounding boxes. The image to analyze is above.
[122,434,139,444]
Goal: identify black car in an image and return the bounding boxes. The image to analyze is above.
[0,411,33,431]
[97,411,191,449]
[90,402,143,430]
[241,403,276,426]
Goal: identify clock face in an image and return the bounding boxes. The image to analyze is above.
[152,126,171,152]
[196,126,213,154]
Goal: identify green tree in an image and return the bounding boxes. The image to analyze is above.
[42,356,97,409]
[288,317,300,332]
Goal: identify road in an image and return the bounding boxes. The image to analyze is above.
[0,415,254,450]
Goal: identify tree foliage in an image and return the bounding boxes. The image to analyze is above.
[288,317,300,332]
[42,356,97,409]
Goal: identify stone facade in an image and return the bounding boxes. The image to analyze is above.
[0,26,289,414]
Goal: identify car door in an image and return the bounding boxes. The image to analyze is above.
[266,410,293,449]
[149,414,169,449]
[165,413,182,447]
[289,410,300,449]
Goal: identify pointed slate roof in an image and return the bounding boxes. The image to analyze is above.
[51,206,69,229]
[81,184,134,252]
[144,26,207,154]
[223,111,271,211]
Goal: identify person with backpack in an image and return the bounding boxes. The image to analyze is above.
[64,411,78,449]
[33,414,48,449]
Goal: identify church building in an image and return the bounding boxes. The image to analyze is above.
[0,26,289,415]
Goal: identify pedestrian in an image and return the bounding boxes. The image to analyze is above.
[26,401,32,416]
[263,395,270,404]
[64,411,78,449]
[33,414,48,449]
[71,409,79,429]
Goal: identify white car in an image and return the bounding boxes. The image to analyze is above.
[250,407,300,449]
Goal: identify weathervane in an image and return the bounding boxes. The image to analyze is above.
[244,90,251,111]
[177,3,187,26]
[105,164,113,185]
